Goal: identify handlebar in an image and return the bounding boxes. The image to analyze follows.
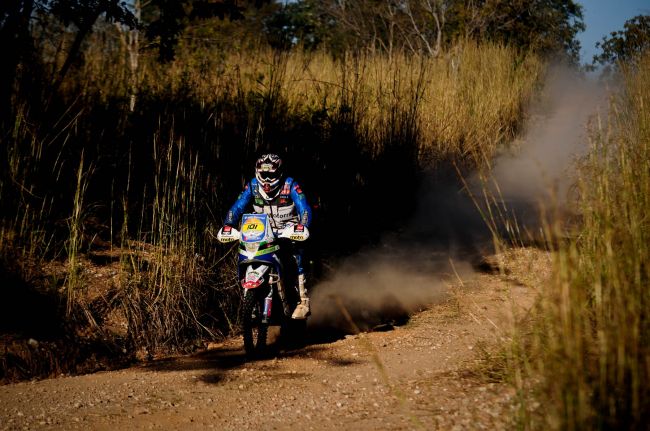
[217,223,310,243]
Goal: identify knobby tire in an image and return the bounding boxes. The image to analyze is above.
[242,291,268,358]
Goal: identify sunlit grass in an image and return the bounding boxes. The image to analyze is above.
[133,43,541,164]
[513,54,650,429]
[1,39,543,354]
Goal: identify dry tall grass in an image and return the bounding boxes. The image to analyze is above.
[135,43,542,164]
[515,55,650,429]
[1,37,543,357]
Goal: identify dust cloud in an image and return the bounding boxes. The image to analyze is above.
[309,252,472,336]
[488,66,608,204]
[310,66,608,336]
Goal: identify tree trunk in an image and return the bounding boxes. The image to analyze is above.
[50,11,101,96]
[116,0,141,111]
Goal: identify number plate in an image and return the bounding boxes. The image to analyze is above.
[241,214,268,242]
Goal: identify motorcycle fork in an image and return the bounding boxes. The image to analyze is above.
[262,288,273,324]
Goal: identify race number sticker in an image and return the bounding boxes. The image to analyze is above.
[241,215,266,241]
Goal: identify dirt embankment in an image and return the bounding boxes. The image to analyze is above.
[0,248,548,430]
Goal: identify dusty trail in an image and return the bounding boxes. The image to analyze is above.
[0,249,547,431]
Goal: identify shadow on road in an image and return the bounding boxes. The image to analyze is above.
[139,326,366,386]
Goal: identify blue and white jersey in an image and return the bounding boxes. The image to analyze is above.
[225,177,312,232]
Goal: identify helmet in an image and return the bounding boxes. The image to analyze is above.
[255,153,283,197]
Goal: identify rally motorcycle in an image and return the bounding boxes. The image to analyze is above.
[217,213,309,357]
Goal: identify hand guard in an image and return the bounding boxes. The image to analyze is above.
[279,223,309,241]
[217,225,240,243]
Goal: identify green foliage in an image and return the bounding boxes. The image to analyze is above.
[263,1,327,50]
[593,14,650,67]
[144,0,246,62]
[274,0,584,60]
[452,0,585,62]
[48,0,136,29]
[279,0,451,55]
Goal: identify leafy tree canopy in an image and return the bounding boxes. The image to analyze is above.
[265,0,584,62]
[592,14,650,66]
[144,0,246,62]
[452,0,585,61]
[48,0,137,29]
[263,1,327,50]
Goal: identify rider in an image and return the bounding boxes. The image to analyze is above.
[222,153,312,319]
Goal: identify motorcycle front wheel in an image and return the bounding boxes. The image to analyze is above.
[241,290,268,358]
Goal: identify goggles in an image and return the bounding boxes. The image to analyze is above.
[257,170,280,182]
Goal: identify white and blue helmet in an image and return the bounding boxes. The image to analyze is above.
[255,153,283,197]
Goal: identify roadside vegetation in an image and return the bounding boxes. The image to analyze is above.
[1,39,541,371]
[550,53,647,429]
[1,0,584,382]
[1,1,644,427]
[501,52,649,429]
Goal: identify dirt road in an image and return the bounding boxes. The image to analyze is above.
[0,249,546,430]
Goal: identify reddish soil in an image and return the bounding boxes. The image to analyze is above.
[0,248,549,430]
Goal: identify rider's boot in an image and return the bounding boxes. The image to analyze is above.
[291,274,310,319]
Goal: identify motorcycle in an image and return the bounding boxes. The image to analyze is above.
[217,213,309,357]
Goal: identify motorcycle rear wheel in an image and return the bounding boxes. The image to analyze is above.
[241,291,268,358]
